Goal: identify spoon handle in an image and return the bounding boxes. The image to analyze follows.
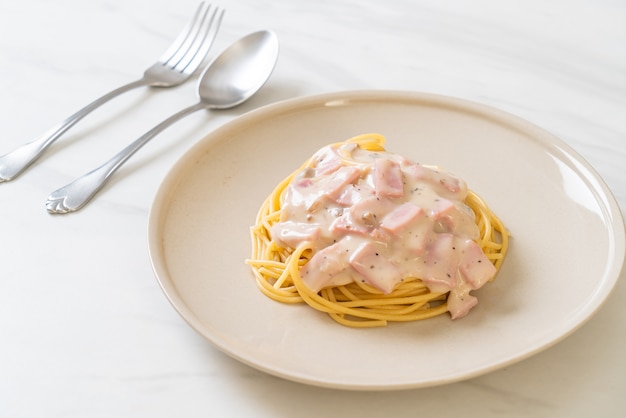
[45,101,207,214]
[0,78,150,182]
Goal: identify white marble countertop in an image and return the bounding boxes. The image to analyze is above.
[1,0,624,416]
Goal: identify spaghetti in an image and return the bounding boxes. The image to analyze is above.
[247,134,508,328]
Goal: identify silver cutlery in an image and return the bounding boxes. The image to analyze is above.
[0,2,224,182]
[46,30,279,214]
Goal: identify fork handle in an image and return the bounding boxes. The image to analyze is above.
[0,78,150,182]
[46,101,208,214]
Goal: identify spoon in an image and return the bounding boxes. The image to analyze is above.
[46,30,279,214]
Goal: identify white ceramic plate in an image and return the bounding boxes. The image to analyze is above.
[147,91,625,390]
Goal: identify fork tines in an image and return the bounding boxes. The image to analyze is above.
[160,2,225,73]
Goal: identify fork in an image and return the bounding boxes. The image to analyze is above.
[0,2,224,182]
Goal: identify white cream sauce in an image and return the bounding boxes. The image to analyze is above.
[271,142,496,319]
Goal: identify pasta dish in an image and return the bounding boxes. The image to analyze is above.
[247,134,508,327]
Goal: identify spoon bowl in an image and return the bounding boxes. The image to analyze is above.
[199,30,279,109]
[46,30,279,214]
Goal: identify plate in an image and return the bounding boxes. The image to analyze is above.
[147,90,625,390]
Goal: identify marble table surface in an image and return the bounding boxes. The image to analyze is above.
[1,0,624,416]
